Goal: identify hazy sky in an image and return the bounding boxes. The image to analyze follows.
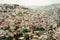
[0,0,60,6]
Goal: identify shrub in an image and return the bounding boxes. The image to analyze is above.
[13,24,19,30]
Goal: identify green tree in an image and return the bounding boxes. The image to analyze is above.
[22,28,30,33]
[3,25,10,30]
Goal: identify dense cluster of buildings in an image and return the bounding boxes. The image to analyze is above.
[0,4,60,40]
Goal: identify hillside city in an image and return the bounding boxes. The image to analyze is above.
[0,4,60,40]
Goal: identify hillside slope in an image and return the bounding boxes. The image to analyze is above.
[0,4,60,40]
